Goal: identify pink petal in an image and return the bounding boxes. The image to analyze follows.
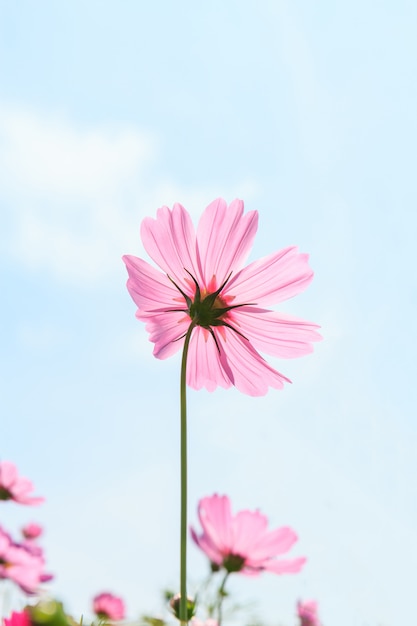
[261,556,306,575]
[0,462,18,489]
[196,199,258,288]
[186,327,232,391]
[140,204,200,293]
[230,510,269,556]
[123,255,186,312]
[247,526,299,562]
[230,308,322,358]
[197,495,234,554]
[140,311,190,359]
[216,332,291,396]
[225,246,314,306]
[190,527,223,565]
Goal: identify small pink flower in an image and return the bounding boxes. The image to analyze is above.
[297,600,320,626]
[0,526,51,594]
[3,611,31,626]
[123,199,321,397]
[191,494,306,576]
[93,593,125,621]
[0,462,44,505]
[22,523,43,540]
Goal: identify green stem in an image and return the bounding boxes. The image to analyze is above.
[179,323,195,625]
[217,571,230,626]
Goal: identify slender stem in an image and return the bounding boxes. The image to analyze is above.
[217,571,230,626]
[179,323,195,625]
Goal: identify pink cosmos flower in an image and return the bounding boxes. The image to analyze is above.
[190,494,305,576]
[297,600,320,626]
[0,462,44,505]
[123,199,321,396]
[3,611,31,626]
[0,526,47,594]
[93,593,126,621]
[22,523,43,540]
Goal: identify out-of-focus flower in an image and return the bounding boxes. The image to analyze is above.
[22,523,43,540]
[3,611,31,626]
[297,600,320,626]
[29,599,71,626]
[191,620,218,626]
[169,594,196,621]
[123,199,321,396]
[0,462,44,505]
[93,593,125,621]
[0,526,51,594]
[191,494,305,576]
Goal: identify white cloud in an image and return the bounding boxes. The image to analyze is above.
[0,104,257,285]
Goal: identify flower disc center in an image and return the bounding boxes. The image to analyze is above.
[189,291,228,328]
[223,553,246,573]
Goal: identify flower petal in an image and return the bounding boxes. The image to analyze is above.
[196,199,258,288]
[230,308,322,358]
[190,526,223,565]
[140,311,190,359]
[231,510,269,556]
[225,246,314,306]
[247,526,299,562]
[0,461,18,489]
[261,556,306,575]
[140,204,199,293]
[123,255,184,313]
[197,495,234,555]
[216,332,291,396]
[186,327,232,391]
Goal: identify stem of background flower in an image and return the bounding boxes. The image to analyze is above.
[179,323,195,625]
[217,571,230,626]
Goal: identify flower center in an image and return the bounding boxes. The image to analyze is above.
[0,487,11,501]
[222,553,246,573]
[188,290,230,329]
[167,270,252,352]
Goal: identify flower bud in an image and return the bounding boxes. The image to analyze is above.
[169,594,196,621]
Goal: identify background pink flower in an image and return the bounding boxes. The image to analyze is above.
[191,620,218,626]
[190,494,306,576]
[0,462,44,505]
[93,592,125,621]
[21,523,43,540]
[3,611,31,626]
[0,526,48,594]
[297,600,320,626]
[123,199,321,396]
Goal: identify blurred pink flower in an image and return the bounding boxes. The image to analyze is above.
[190,494,305,576]
[123,199,321,396]
[0,526,48,594]
[22,523,43,540]
[297,600,320,626]
[191,620,218,626]
[0,462,44,505]
[93,593,125,621]
[3,611,31,626]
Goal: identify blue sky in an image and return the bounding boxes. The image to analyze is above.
[1,2,416,625]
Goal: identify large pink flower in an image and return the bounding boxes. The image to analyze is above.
[297,600,320,626]
[93,593,126,621]
[0,526,48,594]
[190,494,305,576]
[0,462,44,505]
[123,199,321,396]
